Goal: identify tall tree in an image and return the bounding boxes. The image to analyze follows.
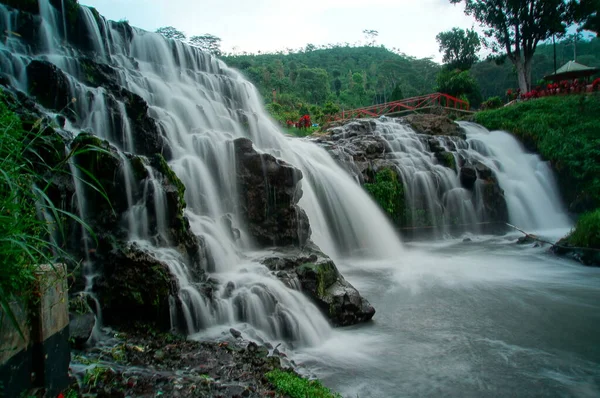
[569,0,600,34]
[363,29,379,46]
[189,34,222,56]
[155,26,186,41]
[450,0,572,92]
[436,27,481,70]
[296,68,330,104]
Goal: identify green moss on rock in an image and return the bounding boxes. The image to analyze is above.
[151,153,186,207]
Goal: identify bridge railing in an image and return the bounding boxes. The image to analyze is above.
[327,92,470,123]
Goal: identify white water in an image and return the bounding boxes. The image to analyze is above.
[329,118,572,237]
[0,1,401,345]
[0,1,575,355]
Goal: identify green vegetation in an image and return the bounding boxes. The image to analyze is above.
[0,91,108,337]
[364,168,405,223]
[567,209,600,249]
[265,369,341,398]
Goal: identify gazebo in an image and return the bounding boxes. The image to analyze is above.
[544,60,599,82]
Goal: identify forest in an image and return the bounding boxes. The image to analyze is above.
[218,37,600,125]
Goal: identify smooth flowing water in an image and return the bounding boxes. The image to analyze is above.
[296,236,600,397]
[1,3,598,395]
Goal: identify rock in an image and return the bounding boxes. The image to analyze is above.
[475,179,509,231]
[234,138,311,247]
[403,114,463,138]
[230,328,242,339]
[463,238,472,242]
[26,60,73,114]
[516,235,537,245]
[474,162,493,180]
[95,243,178,330]
[260,243,375,326]
[459,165,477,190]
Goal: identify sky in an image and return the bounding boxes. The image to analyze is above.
[79,0,480,61]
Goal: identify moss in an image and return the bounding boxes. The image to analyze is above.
[129,155,149,181]
[437,151,456,170]
[364,168,405,223]
[265,369,341,398]
[151,153,186,207]
[299,261,337,298]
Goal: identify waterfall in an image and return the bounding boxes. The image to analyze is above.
[325,118,571,237]
[459,122,572,232]
[0,1,401,345]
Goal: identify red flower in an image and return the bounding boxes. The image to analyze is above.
[57,394,65,398]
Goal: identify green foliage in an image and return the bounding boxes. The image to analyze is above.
[265,369,341,398]
[436,69,482,106]
[481,96,503,110]
[189,34,222,56]
[567,209,600,249]
[296,68,330,104]
[155,26,186,41]
[0,92,108,338]
[436,27,481,71]
[475,95,600,209]
[451,0,573,92]
[364,168,405,221]
[472,37,600,100]
[569,0,600,34]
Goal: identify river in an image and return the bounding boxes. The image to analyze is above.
[296,233,600,397]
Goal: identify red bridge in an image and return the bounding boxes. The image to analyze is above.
[327,92,471,122]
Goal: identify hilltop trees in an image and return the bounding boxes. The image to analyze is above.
[190,34,222,56]
[450,0,573,93]
[155,26,186,41]
[436,27,481,71]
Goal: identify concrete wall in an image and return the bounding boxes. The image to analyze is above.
[0,264,70,397]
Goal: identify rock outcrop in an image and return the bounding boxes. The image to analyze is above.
[234,137,310,247]
[260,244,376,326]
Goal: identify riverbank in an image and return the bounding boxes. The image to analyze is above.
[475,94,600,264]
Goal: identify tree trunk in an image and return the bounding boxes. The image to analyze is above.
[514,59,529,94]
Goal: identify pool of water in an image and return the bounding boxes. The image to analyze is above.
[295,233,600,397]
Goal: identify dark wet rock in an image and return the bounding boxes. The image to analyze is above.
[260,243,376,326]
[403,114,463,138]
[459,165,477,190]
[475,179,509,229]
[95,243,178,330]
[234,137,310,247]
[26,60,73,113]
[68,328,299,398]
[230,328,242,339]
[463,238,472,242]
[474,162,493,180]
[516,235,538,245]
[552,238,600,267]
[68,292,96,349]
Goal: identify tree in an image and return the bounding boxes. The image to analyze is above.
[363,29,379,46]
[390,83,404,101]
[450,0,572,92]
[296,68,330,104]
[333,78,342,97]
[189,34,222,56]
[156,26,186,41]
[436,69,481,106]
[436,27,481,70]
[569,0,600,34]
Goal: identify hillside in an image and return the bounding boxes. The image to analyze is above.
[221,38,600,125]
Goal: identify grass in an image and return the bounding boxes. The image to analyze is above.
[474,94,600,210]
[0,92,110,338]
[265,369,341,398]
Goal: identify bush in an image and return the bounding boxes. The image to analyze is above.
[567,209,600,249]
[481,96,503,110]
[265,369,341,398]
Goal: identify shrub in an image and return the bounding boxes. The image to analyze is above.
[567,209,600,249]
[481,96,503,110]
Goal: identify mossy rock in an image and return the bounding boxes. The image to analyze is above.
[297,261,339,298]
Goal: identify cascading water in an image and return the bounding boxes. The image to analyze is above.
[459,122,572,232]
[0,1,402,345]
[326,118,572,237]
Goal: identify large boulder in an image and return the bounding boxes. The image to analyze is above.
[95,243,178,330]
[234,138,310,247]
[261,244,376,326]
[27,60,73,114]
[403,114,464,138]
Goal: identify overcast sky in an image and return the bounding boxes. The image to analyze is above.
[80,0,480,61]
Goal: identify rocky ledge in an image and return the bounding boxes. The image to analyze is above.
[66,327,302,398]
[260,243,376,326]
